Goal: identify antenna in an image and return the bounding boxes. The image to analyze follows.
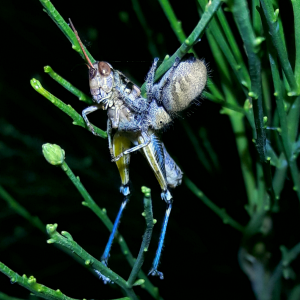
[69,18,94,69]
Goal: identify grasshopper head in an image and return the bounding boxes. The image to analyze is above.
[89,61,114,104]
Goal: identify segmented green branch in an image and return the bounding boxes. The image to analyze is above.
[0,261,78,300]
[127,187,154,287]
[141,0,223,94]
[260,0,299,95]
[39,0,95,64]
[30,79,107,138]
[184,177,244,232]
[41,144,162,300]
[44,66,93,105]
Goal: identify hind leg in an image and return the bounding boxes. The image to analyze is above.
[100,132,132,272]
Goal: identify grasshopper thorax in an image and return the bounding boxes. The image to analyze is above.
[89,61,114,103]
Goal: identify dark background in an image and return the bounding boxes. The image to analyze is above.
[0,0,297,299]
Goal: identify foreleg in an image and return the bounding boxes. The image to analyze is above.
[146,57,159,103]
[82,104,103,136]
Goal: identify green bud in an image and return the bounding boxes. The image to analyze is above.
[133,279,145,286]
[274,9,279,21]
[44,66,53,73]
[42,144,65,166]
[46,223,58,234]
[28,276,36,284]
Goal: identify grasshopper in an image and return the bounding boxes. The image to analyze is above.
[70,19,207,280]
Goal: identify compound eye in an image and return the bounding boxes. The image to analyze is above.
[98,61,111,77]
[89,67,97,79]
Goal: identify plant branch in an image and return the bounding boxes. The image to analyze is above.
[266,33,300,200]
[0,185,44,232]
[184,177,244,232]
[0,261,78,300]
[198,0,249,96]
[39,0,95,64]
[141,0,223,94]
[157,0,196,57]
[30,79,107,138]
[157,0,225,102]
[44,66,93,105]
[231,0,275,206]
[292,0,300,84]
[204,22,256,209]
[260,0,299,95]
[131,0,159,57]
[0,292,24,300]
[127,187,154,287]
[216,7,251,88]
[40,145,161,300]
[46,224,130,290]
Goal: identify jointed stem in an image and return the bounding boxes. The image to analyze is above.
[260,0,299,95]
[30,79,107,138]
[231,0,275,206]
[185,177,244,232]
[0,261,78,300]
[127,187,154,287]
[141,0,223,94]
[39,0,95,64]
[60,161,161,300]
[44,66,93,105]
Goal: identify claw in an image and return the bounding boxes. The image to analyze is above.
[148,268,164,280]
[111,153,123,162]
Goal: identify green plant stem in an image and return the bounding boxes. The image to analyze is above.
[131,0,159,57]
[44,66,93,105]
[198,0,249,95]
[46,224,133,294]
[217,8,251,89]
[158,0,186,43]
[281,242,300,268]
[252,0,262,35]
[205,94,245,113]
[205,24,256,209]
[157,0,225,103]
[292,0,300,84]
[141,0,223,94]
[39,0,95,64]
[184,177,244,232]
[0,292,24,300]
[287,96,300,143]
[231,0,275,206]
[157,0,196,57]
[128,187,154,287]
[260,0,299,95]
[0,185,44,232]
[272,153,288,201]
[181,120,213,173]
[60,161,161,300]
[30,79,107,138]
[199,127,220,170]
[267,38,300,200]
[0,262,78,300]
